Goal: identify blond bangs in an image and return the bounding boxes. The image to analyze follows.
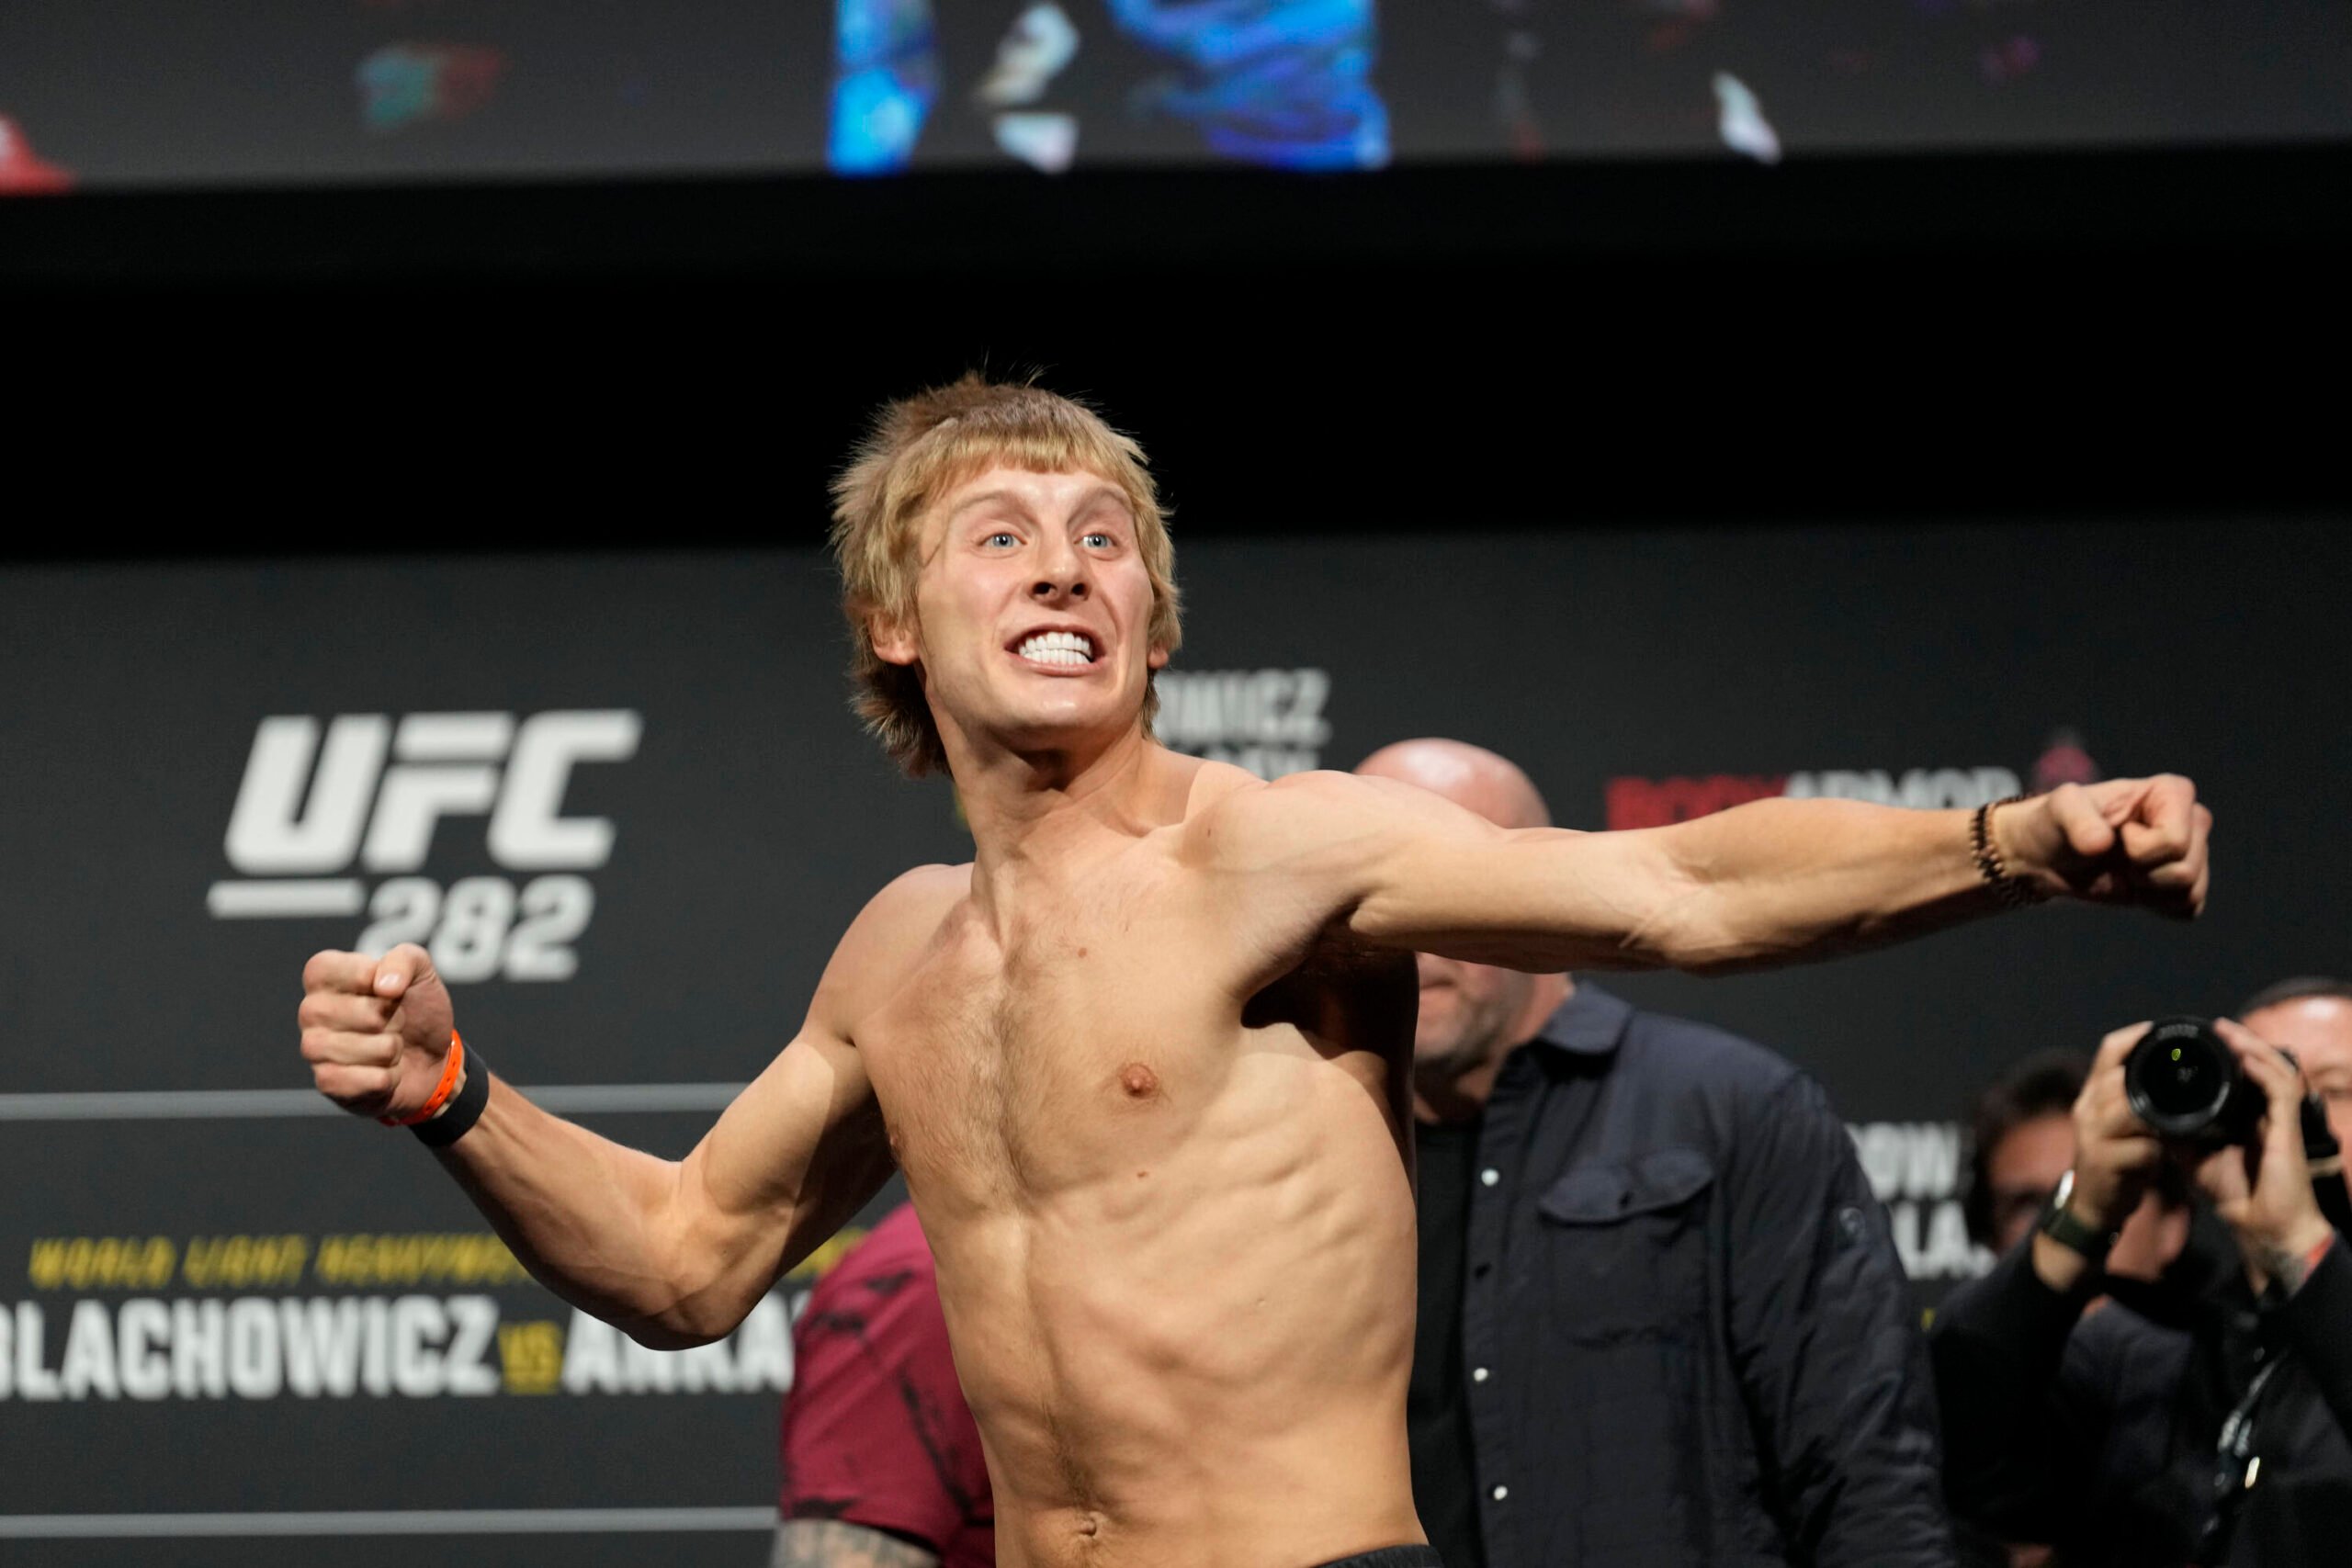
[830,374,1183,777]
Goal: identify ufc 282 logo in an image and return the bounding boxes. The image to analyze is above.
[209,711,641,983]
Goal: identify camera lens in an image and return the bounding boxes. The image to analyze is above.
[2142,1036,2225,1117]
[2124,1017,2256,1142]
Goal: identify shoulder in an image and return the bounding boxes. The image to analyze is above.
[1619,1003,1804,1100]
[1182,766,1479,869]
[848,863,972,950]
[1603,1000,1842,1151]
[810,863,973,1032]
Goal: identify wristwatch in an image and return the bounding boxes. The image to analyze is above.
[2037,1169,2119,1266]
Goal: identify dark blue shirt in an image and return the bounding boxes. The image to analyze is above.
[1410,984,1956,1568]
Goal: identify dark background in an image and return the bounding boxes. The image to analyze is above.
[6,147,2347,548]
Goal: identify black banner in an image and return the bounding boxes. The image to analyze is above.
[2,519,2342,1561]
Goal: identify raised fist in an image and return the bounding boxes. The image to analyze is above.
[298,943,458,1121]
[1996,776,2212,919]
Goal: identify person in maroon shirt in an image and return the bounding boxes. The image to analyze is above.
[776,1203,995,1568]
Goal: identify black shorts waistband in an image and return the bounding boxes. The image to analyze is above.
[1309,1548,1445,1568]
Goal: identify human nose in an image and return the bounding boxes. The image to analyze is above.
[1029,533,1091,603]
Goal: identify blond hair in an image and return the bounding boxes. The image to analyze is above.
[830,373,1183,776]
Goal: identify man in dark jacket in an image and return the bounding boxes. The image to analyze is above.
[1931,987,2352,1566]
[1356,739,1956,1568]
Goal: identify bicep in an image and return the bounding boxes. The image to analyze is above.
[680,1027,894,1293]
[1273,773,1693,971]
[1352,825,1698,970]
[1202,771,1694,973]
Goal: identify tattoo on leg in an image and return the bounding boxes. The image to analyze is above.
[772,1517,943,1568]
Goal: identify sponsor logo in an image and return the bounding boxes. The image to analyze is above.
[1604,731,2100,831]
[1608,767,2026,830]
[1849,1121,1990,1281]
[1157,668,1331,780]
[209,711,640,983]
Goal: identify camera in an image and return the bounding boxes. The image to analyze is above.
[2123,1017,2264,1145]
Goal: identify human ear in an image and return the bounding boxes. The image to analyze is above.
[1147,644,1170,671]
[869,607,921,669]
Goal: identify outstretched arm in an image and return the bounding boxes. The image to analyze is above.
[297,881,933,1348]
[1202,772,2208,975]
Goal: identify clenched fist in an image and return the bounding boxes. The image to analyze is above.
[299,943,458,1121]
[1994,775,2213,918]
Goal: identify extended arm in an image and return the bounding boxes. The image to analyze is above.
[297,876,943,1348]
[1204,772,2208,976]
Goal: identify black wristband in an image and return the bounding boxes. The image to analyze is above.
[2036,1169,2117,1266]
[412,1047,490,1149]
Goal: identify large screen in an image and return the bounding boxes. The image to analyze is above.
[4,0,2350,190]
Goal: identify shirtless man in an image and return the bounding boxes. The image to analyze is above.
[297,375,2212,1568]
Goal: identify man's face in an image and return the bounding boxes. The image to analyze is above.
[1984,1111,2075,1253]
[2245,996,2352,1153]
[1412,953,1542,1080]
[878,466,1165,759]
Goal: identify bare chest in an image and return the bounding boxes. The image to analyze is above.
[855,878,1231,1201]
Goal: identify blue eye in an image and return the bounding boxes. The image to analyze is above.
[1082,532,1114,548]
[984,531,1017,547]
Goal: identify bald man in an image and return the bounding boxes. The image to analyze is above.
[1356,739,1956,1568]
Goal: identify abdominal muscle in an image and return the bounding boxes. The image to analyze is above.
[912,1040,1424,1568]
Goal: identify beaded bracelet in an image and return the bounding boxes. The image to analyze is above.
[1970,794,2043,908]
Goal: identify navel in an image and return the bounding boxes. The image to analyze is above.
[1118,1062,1160,1099]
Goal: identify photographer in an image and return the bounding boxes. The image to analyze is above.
[1932,1009,2352,1564]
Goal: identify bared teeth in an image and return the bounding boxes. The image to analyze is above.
[1017,631,1094,665]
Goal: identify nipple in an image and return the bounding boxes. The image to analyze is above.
[1118,1062,1159,1099]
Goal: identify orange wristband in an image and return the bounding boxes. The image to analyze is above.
[380,1032,466,1127]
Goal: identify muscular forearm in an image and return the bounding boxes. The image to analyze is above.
[435,1070,754,1348]
[1634,798,1999,973]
